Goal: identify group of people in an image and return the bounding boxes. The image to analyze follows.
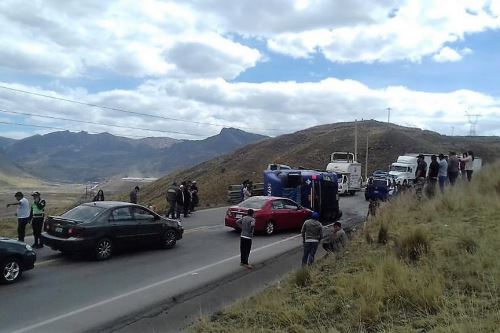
[6,191,46,248]
[415,151,475,198]
[166,181,199,219]
[235,209,348,269]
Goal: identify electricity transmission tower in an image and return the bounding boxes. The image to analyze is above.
[465,111,481,136]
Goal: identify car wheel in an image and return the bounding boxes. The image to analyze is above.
[1,258,22,284]
[95,238,113,261]
[162,229,177,249]
[265,221,276,236]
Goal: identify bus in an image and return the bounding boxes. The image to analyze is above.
[263,169,342,223]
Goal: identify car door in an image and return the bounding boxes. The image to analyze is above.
[108,206,139,246]
[132,206,163,243]
[270,199,289,230]
[282,199,303,229]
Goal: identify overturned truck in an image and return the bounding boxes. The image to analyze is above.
[263,169,342,223]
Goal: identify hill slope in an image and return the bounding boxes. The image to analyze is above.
[140,120,500,209]
[194,162,500,332]
[0,151,42,188]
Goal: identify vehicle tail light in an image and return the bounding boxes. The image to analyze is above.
[68,228,81,237]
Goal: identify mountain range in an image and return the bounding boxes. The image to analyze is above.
[139,120,500,208]
[0,128,266,184]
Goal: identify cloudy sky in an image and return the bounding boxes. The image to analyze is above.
[1,0,499,140]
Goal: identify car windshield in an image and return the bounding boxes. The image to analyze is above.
[390,165,408,172]
[239,197,267,209]
[61,205,106,223]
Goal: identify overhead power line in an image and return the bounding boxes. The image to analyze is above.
[0,120,149,139]
[0,108,204,137]
[0,85,278,132]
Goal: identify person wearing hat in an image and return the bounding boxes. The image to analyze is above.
[301,211,323,266]
[30,192,46,248]
[6,192,31,242]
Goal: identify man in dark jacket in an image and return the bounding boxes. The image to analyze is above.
[301,211,323,266]
[129,186,140,204]
[427,155,439,197]
[447,151,460,185]
[183,183,191,217]
[166,182,178,219]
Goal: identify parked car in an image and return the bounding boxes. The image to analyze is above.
[365,177,393,201]
[1,238,36,284]
[41,201,183,260]
[225,196,312,235]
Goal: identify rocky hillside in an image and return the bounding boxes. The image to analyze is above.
[2,128,266,183]
[139,120,500,210]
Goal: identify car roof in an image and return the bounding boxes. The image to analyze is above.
[246,196,297,201]
[81,201,140,209]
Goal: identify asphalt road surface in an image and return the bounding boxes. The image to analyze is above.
[0,195,367,333]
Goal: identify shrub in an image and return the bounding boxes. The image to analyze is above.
[294,267,312,288]
[377,224,389,244]
[397,229,429,262]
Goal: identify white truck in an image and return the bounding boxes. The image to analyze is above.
[389,155,418,185]
[326,152,362,195]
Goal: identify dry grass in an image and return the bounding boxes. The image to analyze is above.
[192,162,500,332]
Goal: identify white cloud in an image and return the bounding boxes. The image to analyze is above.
[433,47,463,62]
[1,78,499,140]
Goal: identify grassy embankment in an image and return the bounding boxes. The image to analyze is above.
[193,163,500,332]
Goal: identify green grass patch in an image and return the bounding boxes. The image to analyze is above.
[192,162,500,332]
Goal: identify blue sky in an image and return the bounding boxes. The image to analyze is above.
[0,0,499,139]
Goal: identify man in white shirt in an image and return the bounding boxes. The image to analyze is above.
[6,192,31,242]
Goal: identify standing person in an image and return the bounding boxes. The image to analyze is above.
[236,209,255,269]
[93,189,105,202]
[414,154,427,200]
[190,181,199,212]
[447,152,460,185]
[30,192,46,248]
[176,184,185,219]
[438,154,448,193]
[6,192,31,242]
[183,183,191,217]
[461,151,475,181]
[129,186,140,204]
[301,211,323,266]
[243,184,251,201]
[459,152,467,180]
[427,154,439,197]
[166,182,178,219]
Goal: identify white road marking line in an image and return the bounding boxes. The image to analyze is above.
[34,258,60,267]
[9,233,302,333]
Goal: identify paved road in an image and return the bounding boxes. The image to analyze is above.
[0,195,366,333]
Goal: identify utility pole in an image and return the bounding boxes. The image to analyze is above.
[354,119,358,162]
[365,133,369,181]
[387,107,392,124]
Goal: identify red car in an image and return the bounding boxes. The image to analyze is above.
[225,196,312,235]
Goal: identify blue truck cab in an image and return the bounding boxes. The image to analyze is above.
[263,169,342,223]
